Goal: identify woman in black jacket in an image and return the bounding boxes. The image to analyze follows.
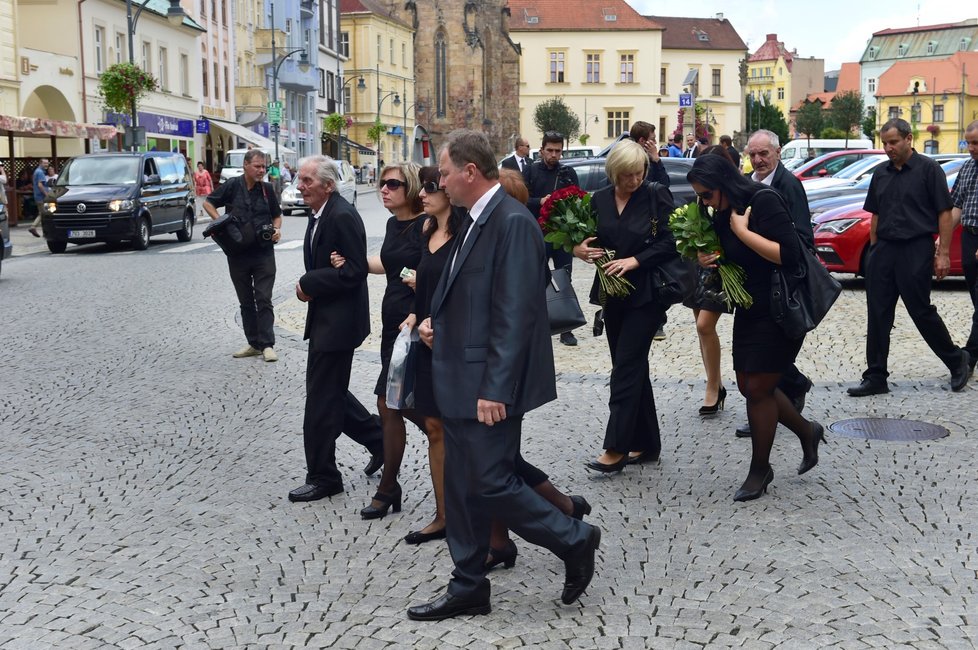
[574,140,678,473]
[686,155,825,501]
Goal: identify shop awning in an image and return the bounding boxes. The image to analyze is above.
[342,136,375,155]
[0,114,117,139]
[209,118,295,156]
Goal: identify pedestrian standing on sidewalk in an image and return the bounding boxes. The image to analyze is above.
[203,149,282,362]
[950,120,978,376]
[194,162,213,222]
[28,158,49,237]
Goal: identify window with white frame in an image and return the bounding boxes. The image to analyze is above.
[377,35,382,60]
[402,42,407,68]
[224,64,229,100]
[712,69,721,96]
[586,53,601,83]
[201,60,208,98]
[180,54,189,95]
[339,32,349,57]
[888,106,899,120]
[94,26,105,74]
[318,68,326,98]
[390,38,394,64]
[897,44,908,57]
[926,41,936,55]
[213,62,220,100]
[934,104,944,122]
[549,51,565,83]
[777,87,784,100]
[607,110,630,138]
[867,77,876,94]
[158,47,167,90]
[115,33,125,64]
[619,53,634,83]
[141,41,151,73]
[660,67,666,94]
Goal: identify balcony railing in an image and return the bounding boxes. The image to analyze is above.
[254,28,289,66]
[235,85,269,110]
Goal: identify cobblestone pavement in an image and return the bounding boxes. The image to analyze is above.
[2,191,978,648]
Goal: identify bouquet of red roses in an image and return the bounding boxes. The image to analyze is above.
[539,185,633,298]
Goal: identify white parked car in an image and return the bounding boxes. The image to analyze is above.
[280,159,357,215]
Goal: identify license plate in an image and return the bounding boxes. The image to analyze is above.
[68,230,96,238]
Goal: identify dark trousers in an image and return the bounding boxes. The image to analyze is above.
[443,415,590,598]
[778,363,811,399]
[602,300,666,455]
[227,248,276,349]
[962,229,978,361]
[864,237,963,381]
[302,349,383,487]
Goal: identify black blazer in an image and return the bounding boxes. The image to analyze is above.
[588,181,678,307]
[748,163,814,250]
[500,154,530,182]
[430,187,557,419]
[298,192,370,352]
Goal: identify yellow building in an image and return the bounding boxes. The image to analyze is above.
[649,15,747,142]
[340,0,415,167]
[747,33,823,122]
[0,0,19,121]
[875,51,978,154]
[508,0,664,152]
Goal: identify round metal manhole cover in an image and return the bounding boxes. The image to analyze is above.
[829,418,949,441]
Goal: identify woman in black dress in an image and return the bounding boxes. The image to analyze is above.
[358,163,428,519]
[686,155,825,501]
[573,140,678,473]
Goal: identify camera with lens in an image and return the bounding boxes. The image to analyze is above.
[257,223,276,242]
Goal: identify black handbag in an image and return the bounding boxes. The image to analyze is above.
[203,213,258,255]
[770,249,841,339]
[652,255,697,306]
[546,267,587,335]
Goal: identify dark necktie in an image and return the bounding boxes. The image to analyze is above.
[519,158,525,173]
[304,214,316,267]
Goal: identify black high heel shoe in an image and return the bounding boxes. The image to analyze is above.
[485,540,518,570]
[797,422,826,475]
[733,467,774,502]
[699,386,727,416]
[584,456,627,473]
[360,484,402,520]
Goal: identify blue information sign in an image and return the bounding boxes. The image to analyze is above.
[679,93,693,108]
[196,119,209,134]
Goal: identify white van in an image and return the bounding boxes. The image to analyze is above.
[219,148,271,184]
[529,145,601,162]
[779,138,874,165]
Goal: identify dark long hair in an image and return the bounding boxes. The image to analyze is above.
[418,165,464,242]
[686,154,766,213]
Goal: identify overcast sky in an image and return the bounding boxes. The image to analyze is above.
[628,0,975,70]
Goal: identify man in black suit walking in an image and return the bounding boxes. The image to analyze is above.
[407,130,600,621]
[288,155,384,502]
[499,136,531,182]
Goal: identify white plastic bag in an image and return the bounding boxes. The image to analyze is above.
[386,327,419,409]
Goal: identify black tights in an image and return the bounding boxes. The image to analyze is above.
[736,371,815,492]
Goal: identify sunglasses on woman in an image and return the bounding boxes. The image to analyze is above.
[421,181,442,193]
[696,190,715,201]
[379,178,407,191]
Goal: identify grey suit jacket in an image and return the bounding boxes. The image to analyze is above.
[430,187,557,419]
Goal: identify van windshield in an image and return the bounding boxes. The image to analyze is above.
[58,157,141,185]
[225,153,246,168]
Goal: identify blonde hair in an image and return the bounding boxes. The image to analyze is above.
[379,162,423,213]
[605,139,648,187]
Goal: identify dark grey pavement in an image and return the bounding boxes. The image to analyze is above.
[1,185,977,648]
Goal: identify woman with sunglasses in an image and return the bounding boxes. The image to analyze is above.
[356,163,428,519]
[686,155,825,502]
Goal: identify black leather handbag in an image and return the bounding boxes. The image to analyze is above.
[770,244,842,339]
[546,267,586,335]
[652,256,697,306]
[203,213,257,255]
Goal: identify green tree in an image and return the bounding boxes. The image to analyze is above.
[862,106,877,143]
[819,127,849,139]
[745,97,789,144]
[366,120,385,145]
[533,97,581,145]
[795,101,825,145]
[830,91,865,145]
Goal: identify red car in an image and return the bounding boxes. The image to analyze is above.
[793,149,884,181]
[813,202,963,276]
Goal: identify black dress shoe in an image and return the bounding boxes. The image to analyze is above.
[584,456,627,473]
[733,467,774,502]
[560,331,578,346]
[363,453,384,477]
[734,423,752,438]
[407,592,491,621]
[798,422,826,475]
[485,539,518,570]
[968,351,977,375]
[288,483,343,502]
[561,525,601,605]
[846,379,889,397]
[569,495,591,520]
[627,451,660,465]
[360,484,402,520]
[403,527,446,545]
[950,352,970,392]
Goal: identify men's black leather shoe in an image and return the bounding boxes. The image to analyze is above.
[406,592,491,621]
[560,331,578,346]
[363,453,383,477]
[734,423,752,438]
[950,353,970,392]
[288,483,343,502]
[846,379,889,397]
[561,525,601,605]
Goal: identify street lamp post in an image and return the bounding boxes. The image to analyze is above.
[377,89,400,164]
[402,100,425,162]
[581,98,598,142]
[269,2,310,164]
[339,75,366,161]
[125,0,185,150]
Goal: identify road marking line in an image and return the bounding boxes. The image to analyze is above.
[276,240,304,249]
[160,242,214,254]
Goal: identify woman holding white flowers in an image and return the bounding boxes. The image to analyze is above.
[573,140,677,473]
[686,155,825,502]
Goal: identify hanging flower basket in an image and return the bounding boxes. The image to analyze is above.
[926,124,940,135]
[97,63,158,114]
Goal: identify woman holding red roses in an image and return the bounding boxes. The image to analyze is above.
[573,140,678,473]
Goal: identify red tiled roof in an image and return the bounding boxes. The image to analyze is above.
[645,15,747,51]
[340,0,411,29]
[792,93,835,112]
[508,0,662,31]
[836,62,861,93]
[877,51,978,96]
[749,33,793,70]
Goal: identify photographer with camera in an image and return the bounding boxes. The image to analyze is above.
[204,149,283,362]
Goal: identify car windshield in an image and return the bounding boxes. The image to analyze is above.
[833,156,884,179]
[224,153,246,168]
[58,157,141,185]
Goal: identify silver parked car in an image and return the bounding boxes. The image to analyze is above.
[281,159,357,215]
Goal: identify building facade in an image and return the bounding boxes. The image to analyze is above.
[191,0,235,170]
[316,0,343,158]
[747,33,823,122]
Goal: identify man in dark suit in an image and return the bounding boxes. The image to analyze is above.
[733,129,815,438]
[288,155,384,502]
[499,136,531,181]
[407,130,600,621]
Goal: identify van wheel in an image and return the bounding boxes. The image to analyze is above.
[132,218,151,250]
[283,208,292,216]
[47,240,67,254]
[176,212,193,242]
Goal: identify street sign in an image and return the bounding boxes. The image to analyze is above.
[195,119,209,134]
[270,124,280,135]
[679,93,693,108]
[267,101,282,125]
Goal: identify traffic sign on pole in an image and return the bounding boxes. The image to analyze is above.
[267,101,283,125]
[679,93,693,108]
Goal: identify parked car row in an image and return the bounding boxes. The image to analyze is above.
[280,159,358,216]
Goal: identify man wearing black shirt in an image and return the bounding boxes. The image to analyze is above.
[848,118,970,395]
[628,121,670,187]
[205,149,283,362]
[527,131,580,346]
